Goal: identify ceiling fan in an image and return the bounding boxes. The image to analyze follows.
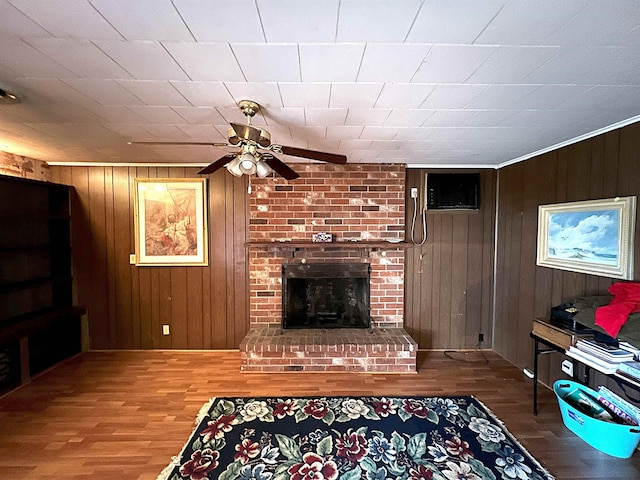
[130,100,347,180]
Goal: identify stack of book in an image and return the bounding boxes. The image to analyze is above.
[567,339,635,374]
[616,361,640,384]
[619,341,640,359]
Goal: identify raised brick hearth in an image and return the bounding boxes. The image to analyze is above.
[239,164,417,373]
[240,326,417,373]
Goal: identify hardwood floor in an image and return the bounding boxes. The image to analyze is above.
[0,350,638,480]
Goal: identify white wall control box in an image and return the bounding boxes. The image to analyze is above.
[562,359,574,377]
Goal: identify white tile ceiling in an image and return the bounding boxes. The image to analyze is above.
[0,0,639,168]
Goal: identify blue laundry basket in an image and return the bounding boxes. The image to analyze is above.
[554,380,640,458]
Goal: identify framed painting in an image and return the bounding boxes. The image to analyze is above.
[536,196,636,279]
[134,178,208,266]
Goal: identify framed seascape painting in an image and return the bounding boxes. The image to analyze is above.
[134,178,208,266]
[536,196,636,279]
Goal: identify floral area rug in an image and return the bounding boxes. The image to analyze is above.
[158,396,554,480]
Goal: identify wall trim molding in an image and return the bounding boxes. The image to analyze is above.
[47,162,208,167]
[406,163,497,169]
[497,114,640,169]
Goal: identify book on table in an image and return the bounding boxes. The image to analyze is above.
[575,339,635,362]
[616,361,640,381]
[566,347,619,374]
[616,370,640,386]
[619,341,640,358]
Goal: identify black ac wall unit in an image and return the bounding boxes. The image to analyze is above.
[425,173,480,210]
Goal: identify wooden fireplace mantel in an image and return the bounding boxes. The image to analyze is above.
[245,240,411,254]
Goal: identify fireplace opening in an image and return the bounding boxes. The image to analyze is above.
[282,263,371,329]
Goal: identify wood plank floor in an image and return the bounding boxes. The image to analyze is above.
[0,350,638,480]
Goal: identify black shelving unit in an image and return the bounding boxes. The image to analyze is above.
[0,175,86,394]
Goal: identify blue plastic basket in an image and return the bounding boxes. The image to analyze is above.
[554,380,640,458]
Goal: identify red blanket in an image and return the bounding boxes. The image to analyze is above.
[595,282,640,338]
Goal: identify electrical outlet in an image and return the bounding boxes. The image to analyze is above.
[478,333,484,343]
[410,187,418,198]
[162,324,170,335]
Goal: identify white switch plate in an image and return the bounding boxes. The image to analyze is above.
[129,254,136,264]
[162,324,170,335]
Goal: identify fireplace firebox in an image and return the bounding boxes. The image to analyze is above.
[282,263,371,329]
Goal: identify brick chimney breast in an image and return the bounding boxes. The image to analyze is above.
[240,163,416,373]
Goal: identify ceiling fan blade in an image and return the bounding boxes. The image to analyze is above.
[275,145,347,164]
[198,153,237,175]
[230,123,261,143]
[129,141,229,146]
[261,153,300,180]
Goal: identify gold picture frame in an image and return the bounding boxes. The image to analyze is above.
[134,178,208,266]
[536,196,636,279]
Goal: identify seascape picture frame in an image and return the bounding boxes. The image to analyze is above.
[134,178,208,266]
[536,196,636,279]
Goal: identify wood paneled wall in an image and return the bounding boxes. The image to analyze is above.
[52,123,637,359]
[404,169,497,350]
[51,167,249,350]
[51,164,497,352]
[495,122,640,387]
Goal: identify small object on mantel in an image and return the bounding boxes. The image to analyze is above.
[312,232,333,243]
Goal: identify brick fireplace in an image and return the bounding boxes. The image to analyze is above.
[239,163,417,373]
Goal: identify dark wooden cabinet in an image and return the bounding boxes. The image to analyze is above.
[0,175,85,394]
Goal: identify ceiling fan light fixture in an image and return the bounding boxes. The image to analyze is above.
[238,152,257,175]
[140,100,343,181]
[225,156,243,177]
[256,160,273,178]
